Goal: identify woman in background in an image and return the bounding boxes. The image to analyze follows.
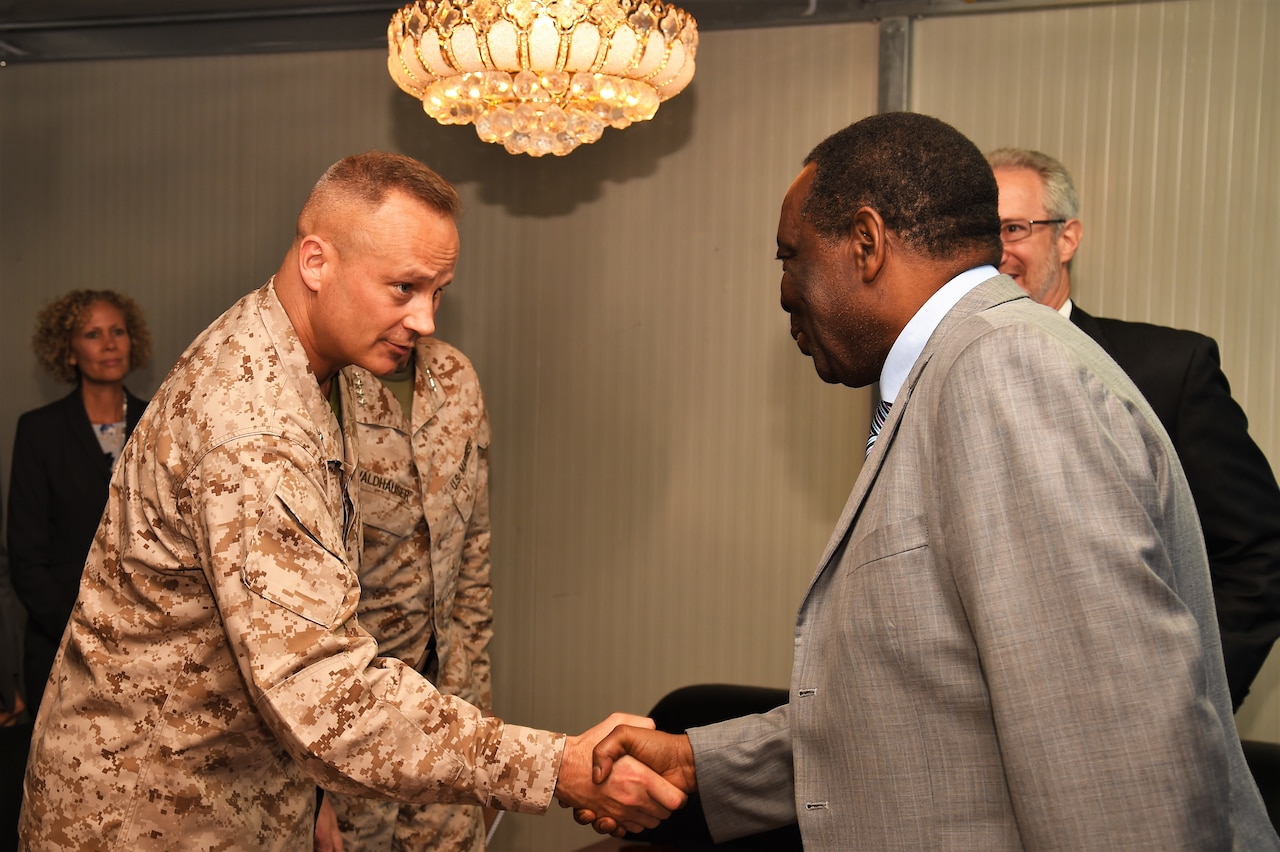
[8,290,151,715]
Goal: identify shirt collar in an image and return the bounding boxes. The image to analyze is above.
[1059,297,1074,319]
[879,265,998,403]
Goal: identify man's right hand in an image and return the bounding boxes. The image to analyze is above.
[575,725,698,836]
[554,714,688,836]
[313,793,344,852]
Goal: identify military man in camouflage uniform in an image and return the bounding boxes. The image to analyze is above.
[324,338,498,851]
[18,152,684,850]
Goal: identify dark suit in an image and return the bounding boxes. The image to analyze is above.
[7,387,146,711]
[1071,305,1280,709]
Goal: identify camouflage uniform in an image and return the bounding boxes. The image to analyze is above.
[328,339,494,851]
[19,282,563,850]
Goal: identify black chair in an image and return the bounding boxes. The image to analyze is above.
[628,684,802,851]
[1242,739,1280,831]
[0,720,31,852]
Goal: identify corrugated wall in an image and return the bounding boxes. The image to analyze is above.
[1,0,1276,846]
[447,23,880,850]
[912,0,1280,743]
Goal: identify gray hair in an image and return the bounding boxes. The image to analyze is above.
[986,147,1080,221]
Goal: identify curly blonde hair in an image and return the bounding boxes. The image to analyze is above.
[32,290,153,384]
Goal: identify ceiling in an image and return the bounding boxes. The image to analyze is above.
[0,0,1155,63]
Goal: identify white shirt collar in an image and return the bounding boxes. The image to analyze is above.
[879,265,999,403]
[1059,297,1074,319]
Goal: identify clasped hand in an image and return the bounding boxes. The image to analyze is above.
[566,720,698,837]
[555,714,694,837]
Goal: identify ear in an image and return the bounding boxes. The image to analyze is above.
[851,207,887,283]
[1056,218,1082,265]
[297,235,331,295]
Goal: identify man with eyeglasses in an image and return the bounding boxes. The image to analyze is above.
[988,147,1280,710]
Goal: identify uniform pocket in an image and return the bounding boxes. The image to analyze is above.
[355,421,419,537]
[242,468,358,628]
[444,437,480,522]
[358,476,418,537]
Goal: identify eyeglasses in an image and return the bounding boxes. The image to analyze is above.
[999,218,1066,243]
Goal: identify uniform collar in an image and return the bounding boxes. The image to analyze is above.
[410,340,446,433]
[256,278,356,471]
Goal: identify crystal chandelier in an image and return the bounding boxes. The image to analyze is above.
[387,1,699,157]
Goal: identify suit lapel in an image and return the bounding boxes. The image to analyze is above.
[59,390,115,483]
[124,388,145,435]
[804,275,1025,594]
[1069,305,1115,358]
[410,343,445,436]
[807,384,911,578]
[411,342,452,535]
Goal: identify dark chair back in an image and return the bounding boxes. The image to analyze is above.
[631,684,802,851]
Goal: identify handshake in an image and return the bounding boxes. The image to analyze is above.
[554,713,698,837]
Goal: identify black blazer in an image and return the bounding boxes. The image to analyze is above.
[1072,305,1280,708]
[7,387,146,708]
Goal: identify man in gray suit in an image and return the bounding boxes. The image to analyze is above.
[582,113,1279,850]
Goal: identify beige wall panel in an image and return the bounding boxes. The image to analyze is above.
[451,24,880,850]
[914,0,1280,740]
[1,21,879,851]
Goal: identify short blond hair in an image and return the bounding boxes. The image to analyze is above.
[299,152,460,244]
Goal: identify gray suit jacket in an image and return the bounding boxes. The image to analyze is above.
[1070,306,1280,708]
[688,276,1277,851]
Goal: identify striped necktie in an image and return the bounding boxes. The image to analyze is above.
[865,398,893,458]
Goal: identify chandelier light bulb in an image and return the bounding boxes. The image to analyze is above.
[388,0,698,156]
